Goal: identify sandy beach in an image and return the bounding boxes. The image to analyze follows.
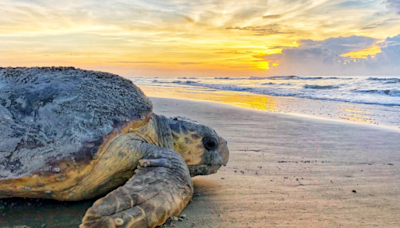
[152,97,400,228]
[1,97,400,228]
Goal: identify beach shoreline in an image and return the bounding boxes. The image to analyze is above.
[139,85,400,132]
[0,97,399,228]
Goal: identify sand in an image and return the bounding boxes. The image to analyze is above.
[152,97,400,228]
[1,97,400,228]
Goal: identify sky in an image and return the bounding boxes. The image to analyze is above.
[1,0,400,77]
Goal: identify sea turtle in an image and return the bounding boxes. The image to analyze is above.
[0,67,229,228]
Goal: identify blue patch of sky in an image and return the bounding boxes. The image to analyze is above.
[336,0,379,9]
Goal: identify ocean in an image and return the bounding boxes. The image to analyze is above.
[131,76,400,130]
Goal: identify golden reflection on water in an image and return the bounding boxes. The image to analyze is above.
[138,85,279,112]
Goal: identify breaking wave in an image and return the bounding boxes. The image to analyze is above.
[354,89,400,97]
[304,85,340,89]
[367,77,400,83]
[135,75,400,106]
[166,81,400,105]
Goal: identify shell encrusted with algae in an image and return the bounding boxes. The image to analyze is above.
[0,67,152,179]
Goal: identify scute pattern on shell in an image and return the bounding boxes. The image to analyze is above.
[0,67,152,179]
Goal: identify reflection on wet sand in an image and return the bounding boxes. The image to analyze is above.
[339,106,373,124]
[139,85,279,112]
[138,85,400,130]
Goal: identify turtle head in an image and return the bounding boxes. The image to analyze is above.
[169,116,229,177]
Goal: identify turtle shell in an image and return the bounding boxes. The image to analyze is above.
[0,67,152,180]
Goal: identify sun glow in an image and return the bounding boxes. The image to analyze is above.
[253,61,270,71]
[1,0,399,76]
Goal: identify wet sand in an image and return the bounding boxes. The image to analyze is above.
[1,97,400,228]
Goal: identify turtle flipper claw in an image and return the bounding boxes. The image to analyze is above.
[80,147,193,228]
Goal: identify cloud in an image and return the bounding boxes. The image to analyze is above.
[385,0,400,14]
[262,15,281,19]
[2,0,400,77]
[179,62,203,65]
[298,36,377,54]
[266,45,294,49]
[117,61,161,64]
[214,50,255,54]
[226,24,293,36]
[263,35,400,76]
[182,16,196,23]
[374,34,400,65]
[362,18,400,30]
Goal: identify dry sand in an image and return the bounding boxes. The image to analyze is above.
[1,97,400,228]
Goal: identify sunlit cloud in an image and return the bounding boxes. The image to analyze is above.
[0,0,400,76]
[341,44,382,58]
[262,35,400,76]
[262,15,281,19]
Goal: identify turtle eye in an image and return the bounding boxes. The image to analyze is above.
[202,137,219,150]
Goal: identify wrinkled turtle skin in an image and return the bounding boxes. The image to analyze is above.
[0,67,229,228]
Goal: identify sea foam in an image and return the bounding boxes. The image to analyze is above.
[133,75,400,106]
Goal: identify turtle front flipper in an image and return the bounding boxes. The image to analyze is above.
[80,142,193,228]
